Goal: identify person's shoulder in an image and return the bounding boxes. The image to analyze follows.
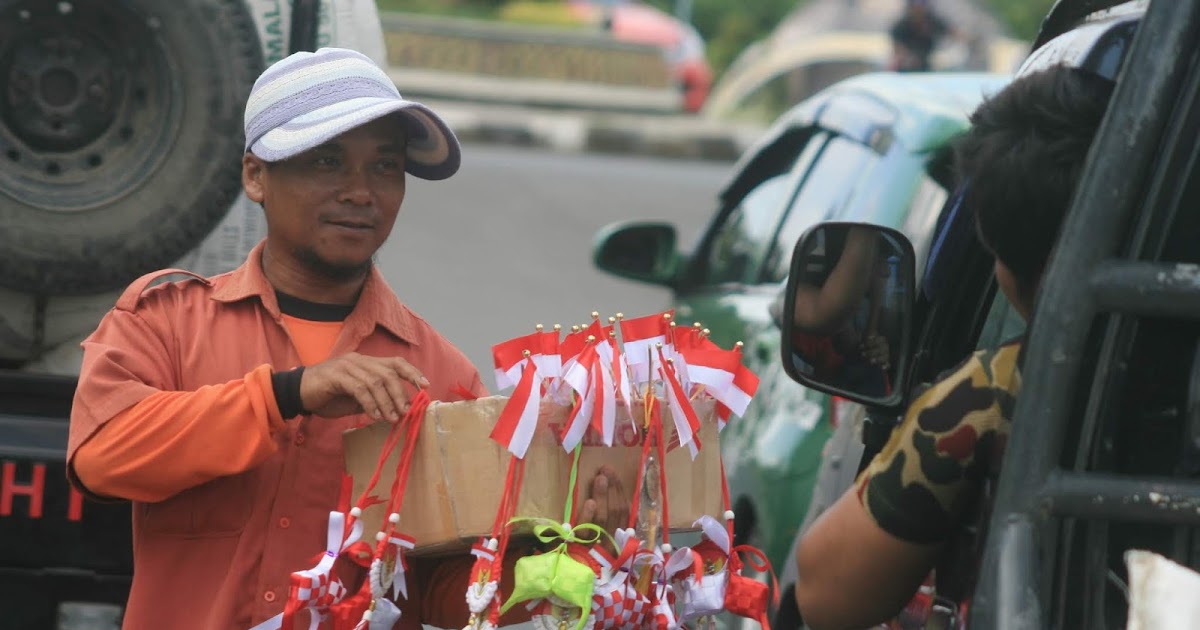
[114,268,222,315]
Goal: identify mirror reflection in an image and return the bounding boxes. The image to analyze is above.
[787,225,911,400]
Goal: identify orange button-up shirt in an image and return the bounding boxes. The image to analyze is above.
[67,241,488,629]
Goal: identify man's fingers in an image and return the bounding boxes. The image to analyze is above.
[388,357,430,390]
[580,498,597,525]
[591,476,610,526]
[359,361,411,422]
[339,363,392,422]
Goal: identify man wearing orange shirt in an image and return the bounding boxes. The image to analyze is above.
[66,47,625,630]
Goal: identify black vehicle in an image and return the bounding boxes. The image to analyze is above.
[776,0,1200,627]
[0,2,331,627]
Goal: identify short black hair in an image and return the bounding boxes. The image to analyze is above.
[955,65,1114,293]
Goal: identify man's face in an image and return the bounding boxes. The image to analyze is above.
[243,115,408,281]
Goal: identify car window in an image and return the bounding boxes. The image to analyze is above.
[765,137,879,282]
[702,134,827,286]
[901,174,951,277]
[976,290,1027,349]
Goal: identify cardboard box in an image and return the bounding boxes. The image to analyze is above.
[342,396,722,556]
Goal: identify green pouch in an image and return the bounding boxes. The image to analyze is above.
[501,544,598,630]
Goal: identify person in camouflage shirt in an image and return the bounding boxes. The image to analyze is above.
[856,340,1021,544]
[793,65,1117,630]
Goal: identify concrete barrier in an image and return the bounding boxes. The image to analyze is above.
[380,12,683,113]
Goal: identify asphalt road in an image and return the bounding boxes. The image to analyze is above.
[374,143,733,384]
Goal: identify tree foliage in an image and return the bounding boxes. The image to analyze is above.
[984,0,1056,40]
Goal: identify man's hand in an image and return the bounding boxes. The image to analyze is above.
[579,465,629,537]
[300,352,428,423]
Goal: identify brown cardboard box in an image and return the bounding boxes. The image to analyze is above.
[342,396,722,556]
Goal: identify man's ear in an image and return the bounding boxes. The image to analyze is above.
[243,153,266,203]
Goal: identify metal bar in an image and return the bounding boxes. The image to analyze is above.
[1040,471,1200,526]
[996,517,1043,630]
[1091,261,1200,319]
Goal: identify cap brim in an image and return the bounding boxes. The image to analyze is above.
[249,96,461,180]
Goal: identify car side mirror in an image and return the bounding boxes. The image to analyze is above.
[781,222,916,409]
[592,221,680,287]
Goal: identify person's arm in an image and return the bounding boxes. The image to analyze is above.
[69,293,430,502]
[66,298,287,502]
[794,490,941,629]
[72,365,285,503]
[794,352,1003,629]
[792,227,880,334]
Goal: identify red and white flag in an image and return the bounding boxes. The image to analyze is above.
[590,354,617,446]
[683,348,739,393]
[534,329,562,383]
[658,347,701,457]
[492,333,541,390]
[621,311,673,385]
[488,357,541,458]
[560,343,600,450]
[715,362,761,429]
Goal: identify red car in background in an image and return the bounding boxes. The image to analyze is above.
[567,0,714,112]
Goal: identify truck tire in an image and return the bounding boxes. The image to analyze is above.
[0,0,263,295]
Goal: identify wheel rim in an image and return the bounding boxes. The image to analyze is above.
[0,0,181,212]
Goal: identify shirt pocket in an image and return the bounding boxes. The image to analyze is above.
[139,470,257,537]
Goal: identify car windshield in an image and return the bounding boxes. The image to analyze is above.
[766,137,879,282]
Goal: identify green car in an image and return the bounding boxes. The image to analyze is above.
[592,71,1010,572]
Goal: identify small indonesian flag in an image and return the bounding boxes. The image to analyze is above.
[674,326,719,353]
[658,346,701,457]
[716,362,761,428]
[584,319,615,363]
[590,355,617,446]
[493,333,541,390]
[620,311,672,366]
[560,343,599,450]
[682,348,740,392]
[560,327,588,364]
[534,329,561,382]
[489,357,541,458]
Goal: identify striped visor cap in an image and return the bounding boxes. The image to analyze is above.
[243,47,460,180]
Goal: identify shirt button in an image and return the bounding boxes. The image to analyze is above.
[293,432,306,446]
[278,517,291,529]
[263,591,276,603]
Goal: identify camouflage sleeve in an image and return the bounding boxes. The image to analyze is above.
[852,345,1020,544]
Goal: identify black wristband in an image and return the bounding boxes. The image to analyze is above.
[271,367,307,419]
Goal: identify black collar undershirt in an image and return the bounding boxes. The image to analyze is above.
[275,290,354,322]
